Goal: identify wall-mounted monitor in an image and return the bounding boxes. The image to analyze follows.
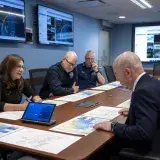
[133,23,160,62]
[0,0,25,42]
[38,5,74,46]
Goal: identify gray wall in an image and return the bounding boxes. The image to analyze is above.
[110,24,154,69]
[0,0,100,78]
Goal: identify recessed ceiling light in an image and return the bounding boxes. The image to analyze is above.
[139,0,152,8]
[130,0,146,9]
[119,16,126,19]
[130,0,152,9]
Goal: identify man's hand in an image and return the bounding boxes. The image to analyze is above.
[118,108,129,117]
[92,62,98,72]
[94,121,112,132]
[72,82,79,93]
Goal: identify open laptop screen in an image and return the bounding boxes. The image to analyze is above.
[22,102,56,123]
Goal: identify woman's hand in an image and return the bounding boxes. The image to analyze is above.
[33,95,42,102]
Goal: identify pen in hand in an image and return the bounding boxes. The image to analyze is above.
[26,96,32,102]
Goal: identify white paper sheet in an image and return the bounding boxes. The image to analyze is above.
[55,90,104,102]
[83,106,123,119]
[109,81,121,86]
[91,81,121,91]
[50,106,122,136]
[0,111,24,120]
[116,99,131,108]
[91,84,118,91]
[0,123,23,138]
[42,100,67,106]
[0,127,81,154]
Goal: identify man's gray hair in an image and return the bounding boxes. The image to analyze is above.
[85,50,95,58]
[65,51,78,60]
[114,51,143,70]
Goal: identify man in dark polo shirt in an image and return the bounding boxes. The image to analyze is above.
[39,51,79,98]
[77,50,105,90]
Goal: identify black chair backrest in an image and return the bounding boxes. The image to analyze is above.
[103,65,116,83]
[29,68,48,94]
[153,63,160,76]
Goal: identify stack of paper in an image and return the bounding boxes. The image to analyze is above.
[50,106,122,136]
[0,111,24,120]
[0,124,81,154]
[42,100,67,106]
[116,99,130,109]
[55,90,104,102]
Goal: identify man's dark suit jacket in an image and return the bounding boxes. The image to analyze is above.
[113,74,160,152]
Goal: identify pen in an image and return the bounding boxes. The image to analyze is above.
[26,98,33,102]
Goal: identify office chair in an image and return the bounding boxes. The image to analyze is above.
[103,65,116,83]
[153,63,160,76]
[119,130,160,160]
[29,68,48,94]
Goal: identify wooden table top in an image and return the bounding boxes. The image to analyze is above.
[0,88,131,160]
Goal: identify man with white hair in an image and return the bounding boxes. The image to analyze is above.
[40,51,79,97]
[94,51,160,154]
[77,50,105,90]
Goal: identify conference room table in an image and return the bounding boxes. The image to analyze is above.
[0,87,131,160]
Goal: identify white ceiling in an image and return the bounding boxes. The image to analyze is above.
[42,0,160,24]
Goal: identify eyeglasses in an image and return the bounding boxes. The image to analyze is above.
[65,58,77,68]
[85,58,94,61]
[16,65,26,71]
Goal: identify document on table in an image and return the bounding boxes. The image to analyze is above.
[109,81,121,86]
[55,90,104,102]
[50,106,122,136]
[0,123,23,138]
[91,84,118,91]
[83,106,123,119]
[42,100,67,106]
[116,99,130,108]
[0,111,24,120]
[0,127,81,154]
[91,81,121,91]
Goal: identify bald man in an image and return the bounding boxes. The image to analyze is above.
[94,51,160,154]
[40,51,79,97]
[77,50,105,90]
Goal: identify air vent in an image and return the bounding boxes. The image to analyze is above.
[77,0,109,8]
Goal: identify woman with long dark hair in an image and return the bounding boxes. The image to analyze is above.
[0,54,41,112]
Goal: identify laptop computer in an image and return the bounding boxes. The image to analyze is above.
[21,102,56,125]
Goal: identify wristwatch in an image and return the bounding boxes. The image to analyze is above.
[95,70,99,74]
[111,122,117,132]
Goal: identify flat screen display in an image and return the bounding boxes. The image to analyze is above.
[38,5,74,45]
[133,24,160,62]
[22,102,56,123]
[0,0,25,42]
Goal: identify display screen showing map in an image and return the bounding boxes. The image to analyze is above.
[0,0,25,41]
[38,5,73,45]
[133,24,160,62]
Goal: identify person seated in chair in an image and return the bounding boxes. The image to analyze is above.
[77,50,105,90]
[94,51,160,155]
[0,54,42,112]
[0,54,42,160]
[39,51,79,98]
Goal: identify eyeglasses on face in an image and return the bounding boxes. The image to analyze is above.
[85,58,94,61]
[16,65,26,71]
[65,58,77,67]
